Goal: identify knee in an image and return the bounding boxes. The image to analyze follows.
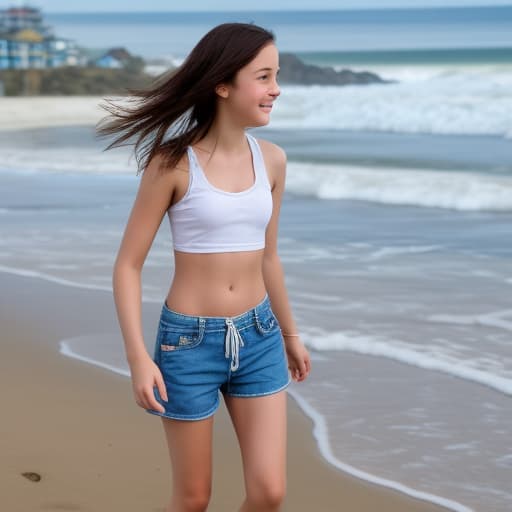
[248,480,286,510]
[173,485,211,512]
[183,494,210,512]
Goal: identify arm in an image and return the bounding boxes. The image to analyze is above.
[261,144,298,340]
[112,153,175,366]
[112,153,185,412]
[262,254,298,339]
[260,140,311,382]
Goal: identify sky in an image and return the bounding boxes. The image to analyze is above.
[7,0,512,12]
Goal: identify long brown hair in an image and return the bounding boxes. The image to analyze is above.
[95,22,275,176]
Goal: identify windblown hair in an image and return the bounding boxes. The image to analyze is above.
[95,22,275,176]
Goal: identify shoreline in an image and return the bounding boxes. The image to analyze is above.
[0,95,107,132]
[0,269,456,511]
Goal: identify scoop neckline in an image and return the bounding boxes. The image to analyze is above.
[188,133,258,196]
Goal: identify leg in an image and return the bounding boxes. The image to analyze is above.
[160,415,214,512]
[223,390,288,512]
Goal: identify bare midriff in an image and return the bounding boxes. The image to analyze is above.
[165,248,268,317]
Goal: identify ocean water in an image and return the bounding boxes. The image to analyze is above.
[45,7,512,141]
[2,6,512,512]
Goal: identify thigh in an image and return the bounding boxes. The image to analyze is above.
[160,415,214,495]
[223,390,287,494]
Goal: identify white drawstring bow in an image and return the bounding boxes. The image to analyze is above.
[225,318,244,371]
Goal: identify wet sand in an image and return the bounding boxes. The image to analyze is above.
[0,270,453,511]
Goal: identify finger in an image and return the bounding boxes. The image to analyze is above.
[134,387,148,408]
[300,359,309,380]
[137,391,150,409]
[143,387,166,413]
[156,376,168,402]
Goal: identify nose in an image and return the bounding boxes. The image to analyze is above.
[270,80,280,98]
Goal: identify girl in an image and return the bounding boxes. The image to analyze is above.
[97,22,311,512]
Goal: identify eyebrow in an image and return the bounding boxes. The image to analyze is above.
[254,67,280,73]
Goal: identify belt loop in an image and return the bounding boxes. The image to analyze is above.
[198,317,205,337]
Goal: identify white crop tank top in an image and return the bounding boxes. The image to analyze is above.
[167,132,273,253]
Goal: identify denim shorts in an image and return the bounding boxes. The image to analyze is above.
[145,293,291,421]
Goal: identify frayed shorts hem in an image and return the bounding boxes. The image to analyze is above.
[144,397,220,421]
[223,376,292,398]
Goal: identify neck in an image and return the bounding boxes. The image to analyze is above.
[194,113,249,156]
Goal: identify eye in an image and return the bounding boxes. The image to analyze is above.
[258,75,268,80]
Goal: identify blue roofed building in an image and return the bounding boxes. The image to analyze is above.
[0,5,87,69]
[94,48,133,69]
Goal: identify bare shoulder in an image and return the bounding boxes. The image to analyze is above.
[255,137,287,168]
[140,149,190,200]
[254,137,287,190]
[143,148,189,181]
[116,148,190,269]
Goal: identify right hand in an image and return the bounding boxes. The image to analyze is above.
[129,353,168,414]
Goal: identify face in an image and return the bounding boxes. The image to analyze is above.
[216,42,281,127]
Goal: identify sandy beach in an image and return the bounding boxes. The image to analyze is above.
[0,270,454,511]
[0,96,109,131]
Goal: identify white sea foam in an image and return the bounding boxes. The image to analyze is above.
[303,328,512,396]
[0,146,135,175]
[429,309,512,332]
[334,63,512,84]
[0,264,161,303]
[270,66,512,138]
[284,387,474,512]
[2,148,511,211]
[285,161,512,211]
[60,336,131,378]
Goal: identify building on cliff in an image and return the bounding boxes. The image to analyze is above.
[0,5,86,69]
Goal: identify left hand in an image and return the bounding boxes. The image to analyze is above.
[283,336,311,382]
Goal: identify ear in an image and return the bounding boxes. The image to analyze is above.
[215,84,229,99]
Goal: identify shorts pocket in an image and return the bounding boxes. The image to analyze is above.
[157,321,205,352]
[255,308,280,335]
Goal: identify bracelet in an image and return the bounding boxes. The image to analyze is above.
[282,332,300,337]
